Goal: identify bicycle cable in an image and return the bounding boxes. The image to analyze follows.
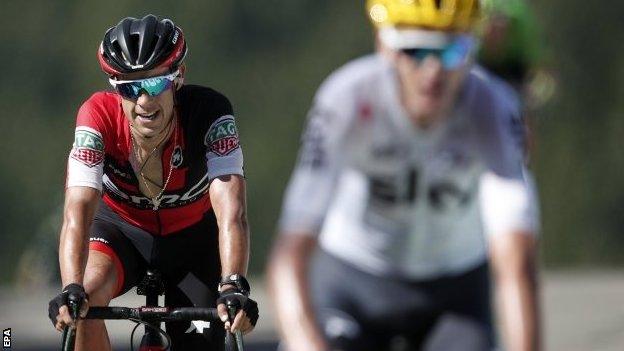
[129,318,172,351]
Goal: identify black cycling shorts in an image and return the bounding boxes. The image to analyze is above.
[310,249,494,351]
[88,200,225,350]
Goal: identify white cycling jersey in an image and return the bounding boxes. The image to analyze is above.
[279,54,539,279]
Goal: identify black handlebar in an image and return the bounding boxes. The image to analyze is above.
[85,306,221,322]
[61,298,81,350]
[62,306,234,351]
[61,269,243,351]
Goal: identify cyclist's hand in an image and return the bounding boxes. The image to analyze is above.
[217,289,259,335]
[48,283,89,332]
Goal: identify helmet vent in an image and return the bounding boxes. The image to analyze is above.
[111,41,124,62]
[129,34,141,64]
[142,34,158,65]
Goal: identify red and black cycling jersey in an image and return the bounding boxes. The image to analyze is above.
[66,85,244,235]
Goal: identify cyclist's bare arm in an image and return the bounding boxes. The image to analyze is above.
[56,186,100,329]
[476,77,541,350]
[210,174,249,276]
[60,187,100,285]
[480,172,541,351]
[267,234,327,351]
[209,174,252,332]
[490,231,540,351]
[267,82,352,350]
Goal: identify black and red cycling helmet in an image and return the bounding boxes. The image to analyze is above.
[97,14,187,76]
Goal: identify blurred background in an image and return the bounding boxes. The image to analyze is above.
[1,0,623,350]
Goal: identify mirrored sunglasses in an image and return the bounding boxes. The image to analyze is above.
[109,70,179,100]
[400,36,475,70]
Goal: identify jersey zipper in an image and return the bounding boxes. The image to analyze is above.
[155,209,162,236]
[154,112,180,236]
[155,146,167,237]
[155,127,174,236]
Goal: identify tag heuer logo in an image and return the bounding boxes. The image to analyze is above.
[74,128,104,150]
[205,116,240,156]
[71,127,104,167]
[212,136,240,156]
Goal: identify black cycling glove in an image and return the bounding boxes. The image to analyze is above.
[48,283,88,326]
[216,289,259,327]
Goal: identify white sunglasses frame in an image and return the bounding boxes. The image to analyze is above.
[108,70,180,87]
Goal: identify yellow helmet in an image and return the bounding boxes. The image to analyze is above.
[367,0,482,31]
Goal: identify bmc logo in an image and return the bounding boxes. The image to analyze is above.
[3,328,10,348]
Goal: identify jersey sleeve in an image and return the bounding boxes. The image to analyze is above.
[479,168,540,237]
[66,95,107,191]
[475,81,539,237]
[203,98,244,180]
[278,88,354,236]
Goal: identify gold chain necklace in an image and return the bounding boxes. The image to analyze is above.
[130,117,178,210]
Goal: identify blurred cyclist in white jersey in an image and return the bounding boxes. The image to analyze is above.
[268,1,540,351]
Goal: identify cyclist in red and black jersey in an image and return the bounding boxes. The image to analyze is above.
[48,15,258,350]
